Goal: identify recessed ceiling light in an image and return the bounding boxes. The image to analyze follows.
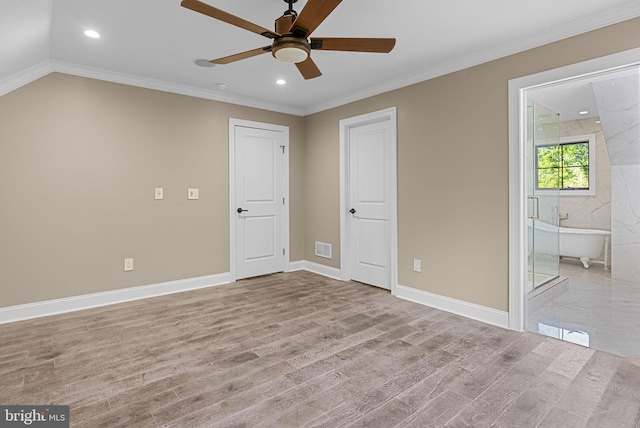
[579,110,589,115]
[84,30,100,39]
[217,83,228,91]
[595,120,602,124]
[276,79,286,85]
[195,59,215,68]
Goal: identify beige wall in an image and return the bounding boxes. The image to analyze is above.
[303,17,640,311]
[0,73,305,307]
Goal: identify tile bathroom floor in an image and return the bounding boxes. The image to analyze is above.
[528,259,640,360]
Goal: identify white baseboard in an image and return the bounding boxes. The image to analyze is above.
[0,264,508,329]
[395,284,509,329]
[0,263,342,325]
[289,260,342,280]
[291,262,509,328]
[288,260,306,272]
[0,272,232,325]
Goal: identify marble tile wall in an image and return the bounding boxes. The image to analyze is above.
[593,67,640,282]
[611,165,640,281]
[593,69,640,166]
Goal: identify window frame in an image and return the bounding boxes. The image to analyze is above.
[534,133,596,196]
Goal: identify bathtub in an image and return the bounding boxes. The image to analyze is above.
[527,220,610,269]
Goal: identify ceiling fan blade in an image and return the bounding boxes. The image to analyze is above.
[181,0,279,39]
[211,46,272,65]
[289,0,342,38]
[310,38,396,53]
[295,57,322,80]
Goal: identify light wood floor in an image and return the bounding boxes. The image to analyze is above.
[1,271,639,427]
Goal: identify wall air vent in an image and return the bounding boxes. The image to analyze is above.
[315,241,332,259]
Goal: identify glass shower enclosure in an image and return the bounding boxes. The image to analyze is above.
[527,99,560,290]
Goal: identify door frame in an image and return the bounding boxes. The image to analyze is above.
[229,118,290,282]
[507,48,640,331]
[339,107,398,294]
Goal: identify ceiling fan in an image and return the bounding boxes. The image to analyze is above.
[181,0,396,79]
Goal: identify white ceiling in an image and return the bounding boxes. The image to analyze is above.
[2,0,640,115]
[528,65,640,121]
[528,78,601,121]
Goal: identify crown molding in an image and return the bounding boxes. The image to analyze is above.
[302,3,640,115]
[0,61,53,97]
[0,59,304,116]
[50,61,305,116]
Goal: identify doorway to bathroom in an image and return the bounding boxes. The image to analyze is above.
[508,48,640,358]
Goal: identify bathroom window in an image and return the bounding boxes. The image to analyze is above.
[535,133,596,196]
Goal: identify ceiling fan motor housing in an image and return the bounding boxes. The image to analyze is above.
[271,14,310,63]
[275,12,296,34]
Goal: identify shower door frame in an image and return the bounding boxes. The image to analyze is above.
[527,100,560,291]
[507,47,640,331]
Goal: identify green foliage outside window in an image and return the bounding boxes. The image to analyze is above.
[536,142,589,190]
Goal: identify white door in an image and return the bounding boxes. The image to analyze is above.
[348,119,393,289]
[232,123,287,280]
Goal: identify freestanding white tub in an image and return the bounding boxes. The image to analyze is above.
[528,220,611,269]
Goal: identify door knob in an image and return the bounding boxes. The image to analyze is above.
[237,208,248,213]
[349,208,356,214]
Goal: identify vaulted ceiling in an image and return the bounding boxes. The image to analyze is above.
[1,0,639,115]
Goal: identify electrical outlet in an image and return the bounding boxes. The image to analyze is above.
[154,188,164,200]
[413,259,421,273]
[124,258,134,272]
[188,188,199,200]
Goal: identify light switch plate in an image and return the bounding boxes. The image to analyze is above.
[154,188,163,200]
[188,188,199,200]
[413,259,421,273]
[124,258,134,272]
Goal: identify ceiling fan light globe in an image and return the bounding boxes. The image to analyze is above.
[274,46,308,63]
[272,37,311,63]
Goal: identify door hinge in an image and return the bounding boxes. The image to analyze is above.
[280,145,286,154]
[283,197,285,205]
[283,248,286,256]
